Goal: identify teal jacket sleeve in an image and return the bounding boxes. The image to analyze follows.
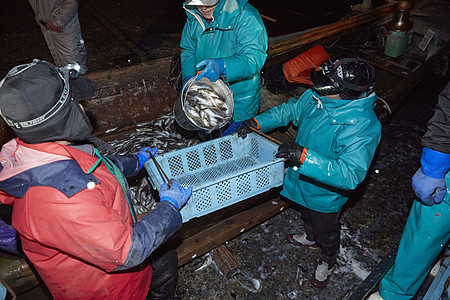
[223,8,268,83]
[255,91,312,132]
[180,22,198,80]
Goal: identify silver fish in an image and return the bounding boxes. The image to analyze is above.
[183,86,232,130]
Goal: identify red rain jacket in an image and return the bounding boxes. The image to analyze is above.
[0,139,152,299]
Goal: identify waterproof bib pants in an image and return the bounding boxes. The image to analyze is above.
[379,171,450,300]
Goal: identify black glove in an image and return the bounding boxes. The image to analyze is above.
[236,118,258,139]
[276,142,305,162]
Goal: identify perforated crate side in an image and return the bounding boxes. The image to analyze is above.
[180,154,285,222]
[249,135,280,162]
[145,134,238,191]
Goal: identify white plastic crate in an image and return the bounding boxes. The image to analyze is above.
[145,132,285,222]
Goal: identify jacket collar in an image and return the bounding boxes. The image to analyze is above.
[184,0,244,31]
[15,139,99,174]
[0,139,101,200]
[311,91,377,125]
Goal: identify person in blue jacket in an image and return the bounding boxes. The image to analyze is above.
[369,81,450,300]
[180,0,268,135]
[237,58,382,287]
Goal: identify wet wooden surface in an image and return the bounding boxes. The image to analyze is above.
[82,58,176,136]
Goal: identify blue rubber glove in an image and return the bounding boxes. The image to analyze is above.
[196,58,226,82]
[182,75,194,92]
[136,147,158,169]
[412,168,447,205]
[159,179,193,210]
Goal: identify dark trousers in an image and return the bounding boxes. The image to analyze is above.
[298,205,343,266]
[147,249,178,300]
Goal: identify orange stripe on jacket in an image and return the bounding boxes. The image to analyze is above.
[299,148,308,164]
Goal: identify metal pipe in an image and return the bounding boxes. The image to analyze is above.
[146,150,172,187]
[249,127,283,145]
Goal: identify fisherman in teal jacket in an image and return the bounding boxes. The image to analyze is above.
[237,58,382,287]
[369,81,450,300]
[180,0,268,134]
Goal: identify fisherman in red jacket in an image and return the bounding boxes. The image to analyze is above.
[0,59,192,299]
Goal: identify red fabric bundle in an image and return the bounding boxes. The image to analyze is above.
[282,44,330,85]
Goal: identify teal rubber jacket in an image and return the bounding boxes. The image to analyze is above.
[180,0,268,122]
[255,89,382,213]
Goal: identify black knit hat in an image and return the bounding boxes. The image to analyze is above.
[0,59,94,144]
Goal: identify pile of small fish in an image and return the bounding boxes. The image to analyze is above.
[103,114,200,214]
[183,82,232,130]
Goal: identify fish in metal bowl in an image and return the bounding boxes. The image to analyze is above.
[175,76,234,132]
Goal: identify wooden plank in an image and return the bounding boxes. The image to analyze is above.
[364,59,409,78]
[138,188,282,238]
[173,197,289,266]
[81,58,177,136]
[85,57,172,87]
[267,4,395,58]
[212,245,241,277]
